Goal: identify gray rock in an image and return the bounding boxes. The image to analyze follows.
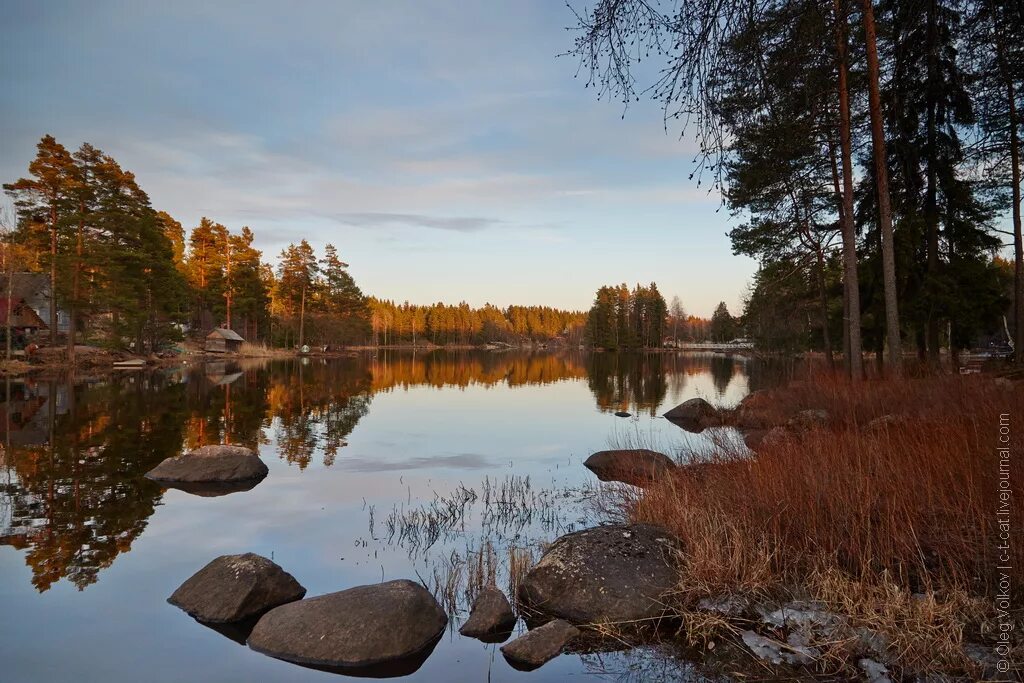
[500,619,580,671]
[742,429,768,451]
[758,601,844,632]
[663,397,720,432]
[741,630,816,666]
[459,587,517,639]
[760,427,790,449]
[168,553,306,623]
[146,445,268,486]
[853,626,891,660]
[517,524,679,627]
[859,658,893,683]
[787,409,830,430]
[583,449,676,487]
[247,579,447,674]
[994,377,1014,391]
[697,595,748,618]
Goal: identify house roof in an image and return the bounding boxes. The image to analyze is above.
[206,328,244,342]
[0,298,47,328]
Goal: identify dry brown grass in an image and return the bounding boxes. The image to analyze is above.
[628,373,1023,675]
[237,342,294,358]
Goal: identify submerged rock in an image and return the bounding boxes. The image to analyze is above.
[247,579,446,675]
[146,445,268,488]
[663,397,720,432]
[583,449,676,487]
[168,553,306,623]
[459,587,517,640]
[517,524,678,627]
[500,619,580,671]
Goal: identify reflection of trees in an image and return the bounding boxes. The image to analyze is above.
[269,359,373,469]
[368,350,588,392]
[184,362,271,450]
[709,355,736,395]
[0,375,187,592]
[586,353,668,415]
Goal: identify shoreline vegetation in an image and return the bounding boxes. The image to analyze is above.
[592,372,1023,679]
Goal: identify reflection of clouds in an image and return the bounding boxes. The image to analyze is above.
[338,453,491,472]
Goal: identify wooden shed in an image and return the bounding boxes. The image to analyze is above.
[205,328,244,353]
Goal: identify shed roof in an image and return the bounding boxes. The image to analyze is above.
[206,328,244,342]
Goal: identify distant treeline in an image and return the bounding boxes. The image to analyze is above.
[366,298,587,346]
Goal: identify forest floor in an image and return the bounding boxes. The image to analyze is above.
[618,371,1022,680]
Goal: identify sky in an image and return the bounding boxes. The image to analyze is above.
[0,1,757,317]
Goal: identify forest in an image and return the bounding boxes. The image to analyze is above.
[1,137,588,352]
[569,0,1021,372]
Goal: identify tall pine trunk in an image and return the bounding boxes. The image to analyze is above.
[834,0,864,380]
[924,0,941,366]
[49,205,57,346]
[1010,84,1023,364]
[862,0,903,376]
[68,213,83,364]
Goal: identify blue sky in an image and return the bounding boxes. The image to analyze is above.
[0,1,756,317]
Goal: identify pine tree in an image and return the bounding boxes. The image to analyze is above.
[4,135,77,344]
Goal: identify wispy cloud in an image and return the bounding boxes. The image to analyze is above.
[333,212,502,233]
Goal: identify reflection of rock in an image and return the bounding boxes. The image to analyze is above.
[518,524,679,627]
[500,619,580,671]
[248,580,447,676]
[459,587,517,640]
[195,614,262,645]
[145,445,268,489]
[663,397,720,432]
[583,449,675,487]
[614,411,631,418]
[168,553,306,623]
[157,478,265,497]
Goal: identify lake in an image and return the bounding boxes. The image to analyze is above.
[0,351,788,682]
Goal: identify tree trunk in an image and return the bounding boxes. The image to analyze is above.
[815,244,835,370]
[924,0,941,366]
[862,0,903,376]
[5,265,12,362]
[298,282,306,349]
[1011,86,1023,364]
[49,205,57,346]
[833,0,864,380]
[68,213,83,364]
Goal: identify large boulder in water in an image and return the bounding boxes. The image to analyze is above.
[247,579,447,676]
[663,397,720,432]
[146,445,268,492]
[500,619,580,671]
[168,553,306,623]
[517,524,679,627]
[583,449,676,487]
[460,586,517,640]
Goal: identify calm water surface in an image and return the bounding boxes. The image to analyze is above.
[0,351,786,683]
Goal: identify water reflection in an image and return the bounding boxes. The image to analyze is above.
[0,374,185,592]
[0,351,773,595]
